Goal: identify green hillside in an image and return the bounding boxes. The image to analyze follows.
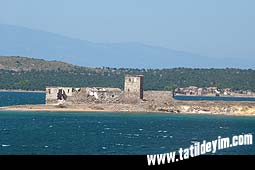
[0,56,79,71]
[0,56,254,91]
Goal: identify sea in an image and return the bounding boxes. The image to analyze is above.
[0,92,254,155]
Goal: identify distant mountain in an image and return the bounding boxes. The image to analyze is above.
[0,24,254,68]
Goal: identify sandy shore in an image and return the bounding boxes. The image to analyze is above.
[0,104,153,113]
[0,104,110,112]
[1,101,255,117]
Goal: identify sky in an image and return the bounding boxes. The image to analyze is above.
[0,0,255,59]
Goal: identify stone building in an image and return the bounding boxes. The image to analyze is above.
[45,75,144,104]
[124,75,144,99]
[46,86,73,104]
[68,87,122,104]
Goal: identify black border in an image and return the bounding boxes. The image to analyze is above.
[0,155,254,169]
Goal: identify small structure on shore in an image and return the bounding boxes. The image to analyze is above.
[46,87,72,104]
[45,75,145,104]
[124,75,144,99]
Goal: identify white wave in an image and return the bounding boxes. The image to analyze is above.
[1,144,10,147]
[115,143,124,146]
[102,147,107,150]
[139,129,143,131]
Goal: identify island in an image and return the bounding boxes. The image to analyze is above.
[1,74,255,116]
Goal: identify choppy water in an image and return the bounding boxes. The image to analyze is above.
[0,111,254,155]
[0,92,254,155]
[0,92,45,107]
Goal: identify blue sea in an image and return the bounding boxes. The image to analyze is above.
[0,91,45,107]
[0,92,254,155]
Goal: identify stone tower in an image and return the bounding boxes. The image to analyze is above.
[124,75,144,99]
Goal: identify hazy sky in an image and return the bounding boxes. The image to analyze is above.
[1,0,255,59]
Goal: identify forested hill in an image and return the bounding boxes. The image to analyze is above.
[0,56,79,71]
[0,56,254,91]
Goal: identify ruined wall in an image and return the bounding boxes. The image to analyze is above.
[45,86,73,104]
[46,75,145,105]
[67,87,123,104]
[124,75,144,99]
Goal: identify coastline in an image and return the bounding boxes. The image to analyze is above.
[0,102,255,117]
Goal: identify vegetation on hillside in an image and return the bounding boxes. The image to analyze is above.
[0,56,79,71]
[0,56,254,91]
[0,66,254,91]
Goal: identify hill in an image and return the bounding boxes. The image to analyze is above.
[0,56,254,91]
[0,56,79,71]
